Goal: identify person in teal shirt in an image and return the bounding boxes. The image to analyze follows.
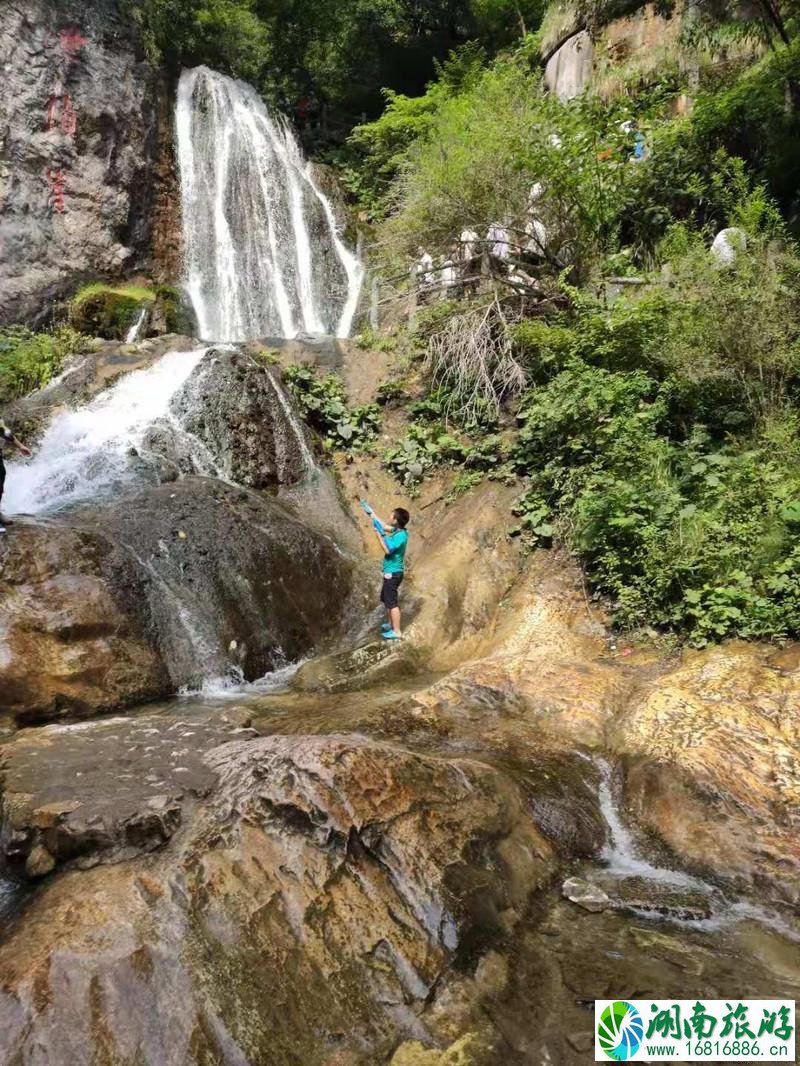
[360,502,410,640]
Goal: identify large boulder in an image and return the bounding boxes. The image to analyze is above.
[0,733,554,1065]
[0,478,357,724]
[169,347,311,487]
[0,521,169,728]
[0,0,160,325]
[544,31,593,101]
[79,478,356,688]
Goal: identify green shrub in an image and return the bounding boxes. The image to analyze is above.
[511,358,800,643]
[383,423,464,484]
[0,326,89,403]
[375,378,409,405]
[282,363,380,452]
[383,419,506,484]
[345,43,487,217]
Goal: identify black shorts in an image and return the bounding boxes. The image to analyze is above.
[0,455,5,506]
[380,571,404,609]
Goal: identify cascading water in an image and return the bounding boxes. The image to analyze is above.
[3,348,208,515]
[176,66,363,342]
[125,307,148,344]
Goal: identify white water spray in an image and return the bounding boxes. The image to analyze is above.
[3,348,207,515]
[176,66,363,342]
[125,307,148,344]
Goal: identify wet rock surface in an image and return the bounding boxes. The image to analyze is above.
[0,733,555,1065]
[0,521,170,726]
[291,638,423,694]
[0,479,356,724]
[481,894,800,1065]
[561,875,610,912]
[169,347,311,488]
[0,705,256,875]
[0,543,800,1062]
[77,478,356,687]
[0,0,160,325]
[612,643,800,901]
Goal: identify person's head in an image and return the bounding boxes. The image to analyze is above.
[392,507,410,530]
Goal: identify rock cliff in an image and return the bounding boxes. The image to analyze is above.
[0,0,163,325]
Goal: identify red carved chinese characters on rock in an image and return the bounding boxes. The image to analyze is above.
[43,26,87,212]
[45,167,67,213]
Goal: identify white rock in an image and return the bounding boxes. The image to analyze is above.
[545,31,594,102]
[710,227,747,267]
[561,876,611,912]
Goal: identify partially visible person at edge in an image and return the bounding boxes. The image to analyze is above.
[0,420,31,534]
[362,503,410,641]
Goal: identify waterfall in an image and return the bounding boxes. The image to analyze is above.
[3,348,208,515]
[125,307,148,344]
[176,66,363,343]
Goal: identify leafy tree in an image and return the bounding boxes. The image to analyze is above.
[127,0,548,135]
[126,0,270,78]
[345,43,487,216]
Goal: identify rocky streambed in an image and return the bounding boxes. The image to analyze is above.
[0,340,798,1065]
[0,557,799,1065]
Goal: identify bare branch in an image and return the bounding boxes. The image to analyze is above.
[424,294,527,424]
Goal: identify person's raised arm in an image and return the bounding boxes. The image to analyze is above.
[371,522,390,555]
[359,499,391,534]
[11,434,31,458]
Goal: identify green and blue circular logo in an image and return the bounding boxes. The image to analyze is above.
[597,1001,644,1061]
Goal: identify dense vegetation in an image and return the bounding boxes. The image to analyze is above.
[123,0,540,133]
[338,0,800,644]
[0,326,88,405]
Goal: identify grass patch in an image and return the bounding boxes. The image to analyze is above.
[69,283,155,339]
[0,326,89,404]
[72,282,155,306]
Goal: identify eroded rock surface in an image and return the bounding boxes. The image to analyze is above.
[0,480,356,724]
[0,0,160,324]
[0,733,554,1065]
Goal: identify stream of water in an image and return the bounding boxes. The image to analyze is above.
[3,348,208,515]
[594,758,800,941]
[125,307,148,344]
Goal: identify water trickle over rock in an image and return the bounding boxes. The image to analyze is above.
[0,342,359,721]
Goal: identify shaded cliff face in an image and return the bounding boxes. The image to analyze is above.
[0,0,159,325]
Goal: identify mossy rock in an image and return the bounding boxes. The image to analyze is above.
[151,284,196,336]
[69,283,154,340]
